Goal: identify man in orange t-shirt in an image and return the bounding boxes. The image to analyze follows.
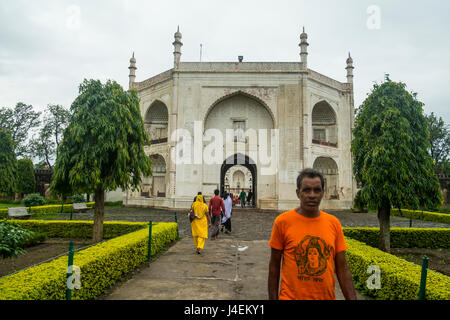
[268,168,357,300]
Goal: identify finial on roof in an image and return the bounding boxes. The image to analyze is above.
[346,52,354,84]
[173,26,183,69]
[299,27,309,70]
[128,51,137,89]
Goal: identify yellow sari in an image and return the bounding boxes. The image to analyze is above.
[191,195,209,250]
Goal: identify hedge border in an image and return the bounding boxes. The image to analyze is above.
[345,237,450,300]
[8,219,148,239]
[343,227,450,249]
[391,208,450,225]
[0,220,177,300]
[0,202,95,219]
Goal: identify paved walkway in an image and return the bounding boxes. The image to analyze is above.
[103,235,365,300]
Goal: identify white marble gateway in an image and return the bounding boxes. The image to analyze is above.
[124,27,356,210]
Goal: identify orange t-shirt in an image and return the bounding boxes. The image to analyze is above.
[268,209,347,300]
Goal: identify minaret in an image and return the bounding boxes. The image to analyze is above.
[173,26,183,69]
[128,52,137,90]
[299,27,309,70]
[346,52,354,84]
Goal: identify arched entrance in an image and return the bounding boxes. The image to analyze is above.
[141,154,167,198]
[220,154,257,207]
[313,157,339,200]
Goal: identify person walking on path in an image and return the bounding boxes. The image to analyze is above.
[190,194,211,254]
[268,168,357,300]
[239,190,247,208]
[221,192,233,233]
[209,189,225,240]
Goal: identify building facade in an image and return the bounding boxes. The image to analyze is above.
[124,27,356,210]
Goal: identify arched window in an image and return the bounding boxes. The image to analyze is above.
[312,101,337,147]
[145,101,168,144]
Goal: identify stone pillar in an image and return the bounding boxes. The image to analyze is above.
[173,26,183,69]
[128,52,137,90]
[299,27,309,70]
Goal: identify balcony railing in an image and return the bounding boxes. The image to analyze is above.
[312,139,337,148]
[146,137,168,145]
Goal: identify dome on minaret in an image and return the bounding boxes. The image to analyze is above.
[346,52,353,64]
[300,27,308,41]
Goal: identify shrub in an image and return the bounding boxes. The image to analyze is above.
[0,219,35,258]
[0,222,177,300]
[0,202,96,219]
[72,194,85,203]
[346,237,450,300]
[10,219,148,239]
[23,193,46,207]
[391,208,450,225]
[343,227,450,249]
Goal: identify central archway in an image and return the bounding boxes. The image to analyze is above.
[220,154,257,207]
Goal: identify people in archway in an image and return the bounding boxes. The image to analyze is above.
[221,192,233,234]
[247,189,253,207]
[268,168,357,300]
[209,189,225,240]
[190,194,211,254]
[239,190,247,208]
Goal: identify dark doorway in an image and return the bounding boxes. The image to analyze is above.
[220,154,257,207]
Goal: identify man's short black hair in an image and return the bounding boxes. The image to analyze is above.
[297,168,324,190]
[214,189,219,195]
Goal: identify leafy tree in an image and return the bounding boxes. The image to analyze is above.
[426,112,450,175]
[352,77,442,252]
[30,104,71,168]
[16,158,36,197]
[0,102,41,157]
[51,79,152,242]
[29,122,55,169]
[0,128,17,196]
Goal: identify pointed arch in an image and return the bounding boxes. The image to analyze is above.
[312,100,338,147]
[203,90,275,130]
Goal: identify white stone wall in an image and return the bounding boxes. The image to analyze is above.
[126,62,355,210]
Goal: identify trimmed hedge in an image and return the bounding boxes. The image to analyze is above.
[9,220,148,239]
[0,202,95,219]
[391,208,450,225]
[345,237,450,300]
[0,221,177,300]
[343,227,450,249]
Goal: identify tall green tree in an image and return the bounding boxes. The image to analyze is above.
[0,128,17,196]
[352,77,442,252]
[16,158,36,198]
[426,112,449,175]
[0,102,41,157]
[30,104,71,168]
[51,79,152,242]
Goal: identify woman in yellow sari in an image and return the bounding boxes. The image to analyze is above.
[191,194,211,254]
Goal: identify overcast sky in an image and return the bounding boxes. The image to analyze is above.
[1,0,449,124]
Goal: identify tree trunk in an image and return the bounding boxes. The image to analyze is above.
[92,189,105,243]
[377,202,391,253]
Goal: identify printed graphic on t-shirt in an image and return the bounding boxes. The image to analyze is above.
[294,235,334,279]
